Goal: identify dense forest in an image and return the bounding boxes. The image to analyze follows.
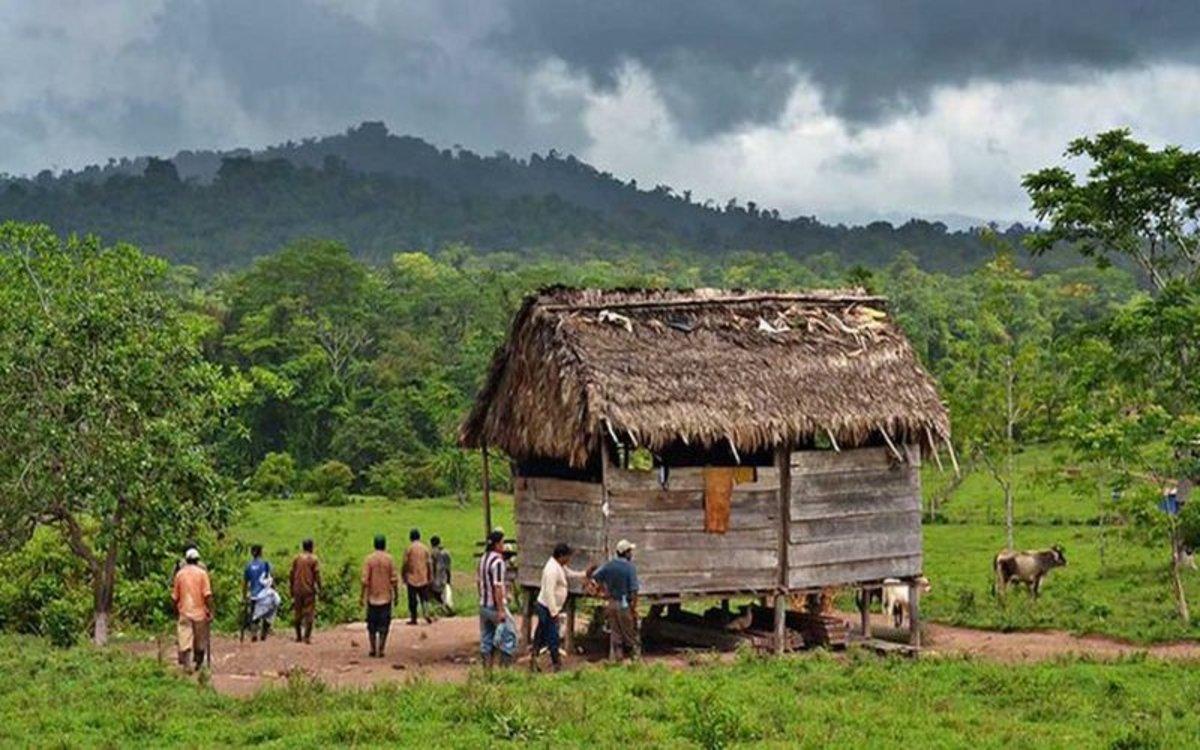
[0,122,1040,273]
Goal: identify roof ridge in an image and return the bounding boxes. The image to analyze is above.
[537,291,887,313]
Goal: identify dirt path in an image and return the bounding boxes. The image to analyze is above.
[130,614,1200,697]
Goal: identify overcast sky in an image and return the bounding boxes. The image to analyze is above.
[3,0,1200,224]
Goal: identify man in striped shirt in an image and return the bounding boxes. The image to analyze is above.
[477,530,513,669]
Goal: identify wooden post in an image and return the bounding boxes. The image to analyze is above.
[522,585,536,651]
[720,598,730,615]
[908,579,921,651]
[481,444,492,539]
[858,587,871,639]
[773,594,787,654]
[774,445,792,654]
[564,595,576,654]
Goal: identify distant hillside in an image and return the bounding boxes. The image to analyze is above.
[0,122,1033,272]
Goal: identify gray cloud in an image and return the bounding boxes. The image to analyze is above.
[500,0,1200,133]
[2,1,1200,222]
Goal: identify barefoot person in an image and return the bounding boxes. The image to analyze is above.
[289,538,321,643]
[477,530,516,669]
[171,547,214,673]
[590,539,641,662]
[531,543,586,672]
[360,534,399,658]
[402,528,433,625]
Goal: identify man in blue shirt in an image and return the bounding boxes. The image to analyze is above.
[590,539,641,661]
[242,544,274,641]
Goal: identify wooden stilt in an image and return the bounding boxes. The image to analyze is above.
[858,587,870,639]
[564,595,576,654]
[773,594,787,654]
[720,598,730,615]
[481,444,492,538]
[522,586,536,651]
[908,580,921,651]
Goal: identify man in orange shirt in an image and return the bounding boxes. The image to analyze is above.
[172,547,214,672]
[360,534,399,658]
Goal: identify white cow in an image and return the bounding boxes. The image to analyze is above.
[881,576,931,628]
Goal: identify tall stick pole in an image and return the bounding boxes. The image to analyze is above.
[481,443,492,538]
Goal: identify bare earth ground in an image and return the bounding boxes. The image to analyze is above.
[128,613,1200,697]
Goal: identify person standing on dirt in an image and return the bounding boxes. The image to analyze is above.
[402,528,434,625]
[477,529,515,669]
[531,543,586,672]
[242,544,275,641]
[172,547,214,673]
[429,535,453,615]
[289,538,321,644]
[361,534,399,658]
[590,539,641,661]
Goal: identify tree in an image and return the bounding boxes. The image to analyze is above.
[0,223,240,645]
[1024,129,1200,292]
[943,247,1051,549]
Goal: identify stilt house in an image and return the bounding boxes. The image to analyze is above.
[460,288,950,637]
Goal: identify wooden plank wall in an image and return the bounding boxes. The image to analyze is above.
[604,466,780,595]
[514,477,606,589]
[787,445,922,589]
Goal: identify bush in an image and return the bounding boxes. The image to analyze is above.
[309,460,354,506]
[367,458,410,500]
[0,527,91,642]
[248,452,297,499]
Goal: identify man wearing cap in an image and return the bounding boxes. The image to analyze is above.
[590,539,641,661]
[531,542,586,672]
[360,534,399,658]
[476,529,515,669]
[172,547,214,672]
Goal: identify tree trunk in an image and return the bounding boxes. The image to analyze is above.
[93,539,120,646]
[1171,529,1191,625]
[1004,359,1015,551]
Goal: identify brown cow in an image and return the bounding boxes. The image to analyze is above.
[993,545,1066,598]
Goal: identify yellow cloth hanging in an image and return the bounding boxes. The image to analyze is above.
[732,466,756,485]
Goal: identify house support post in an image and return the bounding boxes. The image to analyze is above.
[858,587,871,639]
[522,585,536,653]
[908,579,921,651]
[564,595,576,654]
[774,444,792,654]
[481,443,492,539]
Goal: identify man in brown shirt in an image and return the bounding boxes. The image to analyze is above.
[289,538,321,644]
[402,528,433,625]
[172,547,214,673]
[360,534,399,657]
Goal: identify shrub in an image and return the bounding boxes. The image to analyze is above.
[248,452,297,499]
[367,458,409,500]
[309,460,354,506]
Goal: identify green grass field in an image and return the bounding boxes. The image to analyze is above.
[3,633,1197,748]
[231,495,515,616]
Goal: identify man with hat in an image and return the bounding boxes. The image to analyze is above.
[171,547,214,672]
[590,539,641,661]
[476,529,515,669]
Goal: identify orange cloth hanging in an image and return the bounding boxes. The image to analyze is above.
[704,467,734,533]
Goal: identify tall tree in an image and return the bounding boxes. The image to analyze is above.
[943,248,1051,548]
[0,223,239,644]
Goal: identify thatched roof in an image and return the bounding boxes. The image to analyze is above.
[460,287,949,468]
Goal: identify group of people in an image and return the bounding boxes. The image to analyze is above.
[169,530,453,671]
[476,529,641,672]
[170,525,639,675]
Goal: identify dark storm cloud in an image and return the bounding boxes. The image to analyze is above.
[499,0,1200,134]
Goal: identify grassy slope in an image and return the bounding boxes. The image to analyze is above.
[2,634,1197,748]
[232,495,516,615]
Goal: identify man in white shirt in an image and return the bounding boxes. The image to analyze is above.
[530,543,586,672]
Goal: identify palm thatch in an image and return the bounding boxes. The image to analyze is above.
[460,287,949,468]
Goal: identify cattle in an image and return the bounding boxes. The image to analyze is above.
[993,545,1066,598]
[881,576,931,628]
